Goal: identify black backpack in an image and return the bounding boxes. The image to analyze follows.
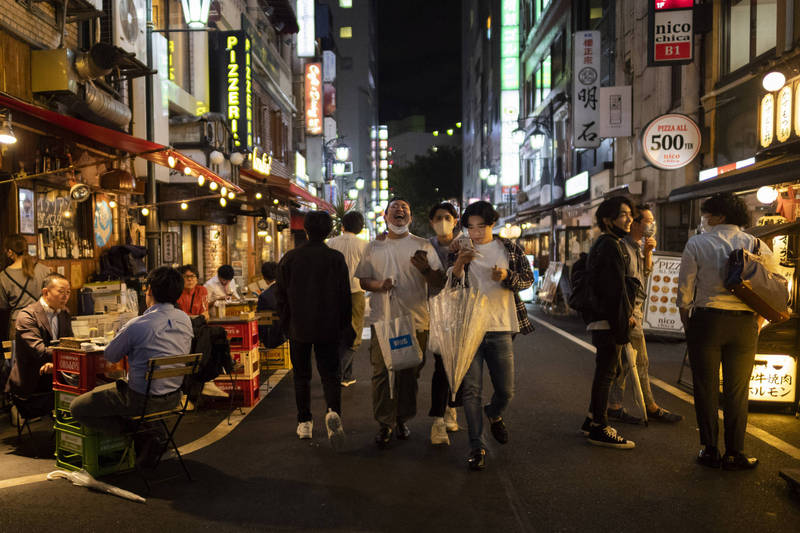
[567,252,595,317]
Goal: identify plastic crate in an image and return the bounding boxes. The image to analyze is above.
[219,320,259,350]
[260,342,292,371]
[231,346,260,378]
[54,389,82,429]
[54,422,135,477]
[52,348,127,394]
[211,373,260,407]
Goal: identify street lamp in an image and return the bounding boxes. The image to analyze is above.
[180,0,212,28]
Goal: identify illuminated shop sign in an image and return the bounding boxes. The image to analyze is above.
[565,171,589,198]
[754,78,800,150]
[648,1,693,66]
[211,32,252,150]
[305,62,323,135]
[250,146,272,175]
[641,113,701,170]
[297,0,315,58]
[500,0,520,187]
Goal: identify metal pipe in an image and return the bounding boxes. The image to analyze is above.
[145,0,160,269]
[84,84,132,128]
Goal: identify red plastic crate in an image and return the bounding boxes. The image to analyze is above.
[219,320,259,349]
[52,349,127,394]
[212,373,260,407]
[231,346,259,378]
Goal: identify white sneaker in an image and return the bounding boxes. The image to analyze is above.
[201,381,229,397]
[325,410,345,450]
[297,420,313,439]
[444,407,459,432]
[430,417,450,446]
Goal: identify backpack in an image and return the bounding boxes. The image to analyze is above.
[190,315,232,382]
[567,252,595,316]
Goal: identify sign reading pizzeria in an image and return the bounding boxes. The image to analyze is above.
[641,113,701,170]
[648,1,694,66]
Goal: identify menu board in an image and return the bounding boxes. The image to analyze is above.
[537,262,563,304]
[642,252,684,335]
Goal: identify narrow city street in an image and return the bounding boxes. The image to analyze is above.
[2,308,800,532]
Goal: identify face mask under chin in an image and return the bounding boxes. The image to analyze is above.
[387,223,409,235]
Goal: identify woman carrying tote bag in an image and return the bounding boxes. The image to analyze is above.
[677,193,775,471]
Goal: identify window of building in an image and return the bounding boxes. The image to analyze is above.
[724,0,777,74]
[550,32,565,85]
[340,26,353,39]
[339,0,352,7]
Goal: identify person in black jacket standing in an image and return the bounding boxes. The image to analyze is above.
[579,196,637,449]
[276,211,354,450]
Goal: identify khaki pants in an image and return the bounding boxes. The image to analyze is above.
[350,292,365,349]
[369,327,428,427]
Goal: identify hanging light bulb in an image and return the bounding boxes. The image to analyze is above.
[255,192,262,199]
[197,175,205,186]
[108,200,117,208]
[220,186,227,196]
[209,181,219,191]
[228,192,235,200]
[265,235,273,243]
[180,202,188,210]
[757,186,779,204]
[63,209,72,218]
[219,197,227,207]
[183,166,192,175]
[273,198,279,205]
[168,155,176,168]
[141,207,150,216]
[257,229,268,237]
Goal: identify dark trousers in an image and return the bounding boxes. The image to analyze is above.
[687,309,758,453]
[289,340,341,423]
[428,353,463,417]
[589,330,622,425]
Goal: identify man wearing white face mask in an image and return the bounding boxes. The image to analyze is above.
[607,204,683,425]
[427,202,461,444]
[356,197,446,447]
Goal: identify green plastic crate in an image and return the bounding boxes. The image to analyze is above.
[54,422,135,477]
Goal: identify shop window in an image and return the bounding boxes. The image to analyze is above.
[270,110,287,163]
[550,32,565,85]
[724,0,777,75]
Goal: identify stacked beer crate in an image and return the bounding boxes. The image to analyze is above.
[213,319,261,407]
[51,345,134,476]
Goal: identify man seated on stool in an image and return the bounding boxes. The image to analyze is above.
[5,273,73,417]
[71,267,193,464]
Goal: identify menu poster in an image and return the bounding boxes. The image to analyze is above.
[537,262,563,304]
[642,252,683,335]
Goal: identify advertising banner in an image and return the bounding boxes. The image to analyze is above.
[642,252,684,336]
[573,31,600,148]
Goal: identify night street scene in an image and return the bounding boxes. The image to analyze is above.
[3,0,800,531]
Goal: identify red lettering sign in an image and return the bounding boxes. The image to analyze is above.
[654,0,693,10]
[654,42,691,61]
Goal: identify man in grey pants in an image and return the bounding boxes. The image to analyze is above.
[608,204,682,424]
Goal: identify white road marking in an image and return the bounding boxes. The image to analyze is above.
[529,315,800,461]
[0,369,291,490]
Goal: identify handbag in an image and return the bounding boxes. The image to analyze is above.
[373,291,422,398]
[725,239,790,324]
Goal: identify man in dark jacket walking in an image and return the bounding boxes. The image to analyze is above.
[276,211,354,450]
[579,196,637,449]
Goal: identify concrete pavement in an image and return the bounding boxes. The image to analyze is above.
[2,308,800,532]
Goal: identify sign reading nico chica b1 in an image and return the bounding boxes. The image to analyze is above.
[641,113,701,170]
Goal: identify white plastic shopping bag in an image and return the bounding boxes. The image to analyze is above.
[373,291,422,398]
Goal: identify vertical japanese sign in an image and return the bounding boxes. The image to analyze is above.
[305,62,323,135]
[648,1,694,66]
[212,32,252,150]
[573,31,600,148]
[500,0,520,187]
[296,0,315,58]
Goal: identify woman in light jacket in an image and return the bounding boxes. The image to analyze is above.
[678,193,774,471]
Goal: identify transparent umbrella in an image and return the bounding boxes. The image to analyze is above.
[47,469,146,503]
[623,344,649,426]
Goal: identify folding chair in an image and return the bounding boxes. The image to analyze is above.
[4,340,54,456]
[126,353,202,492]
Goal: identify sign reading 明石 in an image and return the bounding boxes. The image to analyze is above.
[573,31,600,148]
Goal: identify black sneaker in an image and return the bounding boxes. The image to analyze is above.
[696,446,721,468]
[587,424,635,449]
[375,426,393,448]
[580,416,592,436]
[649,407,683,423]
[488,417,508,444]
[722,452,758,471]
[396,421,411,440]
[467,448,486,471]
[607,408,642,425]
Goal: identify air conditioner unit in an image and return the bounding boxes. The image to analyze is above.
[113,0,146,60]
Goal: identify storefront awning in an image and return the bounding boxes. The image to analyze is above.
[239,167,334,212]
[668,154,800,203]
[0,92,243,193]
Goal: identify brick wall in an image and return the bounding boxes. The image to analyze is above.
[0,1,79,52]
[203,224,226,281]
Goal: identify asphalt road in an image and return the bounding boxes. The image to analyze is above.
[1,308,800,532]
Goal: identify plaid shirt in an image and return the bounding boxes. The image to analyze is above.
[450,237,534,335]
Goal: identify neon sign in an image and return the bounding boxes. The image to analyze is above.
[212,32,252,150]
[305,63,323,135]
[250,147,272,176]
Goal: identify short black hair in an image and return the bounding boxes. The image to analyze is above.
[147,266,184,305]
[178,264,199,278]
[701,193,750,227]
[633,203,653,222]
[42,272,68,290]
[217,265,235,281]
[460,201,499,228]
[304,210,333,241]
[595,196,634,231]
[342,211,365,234]
[261,261,278,281]
[428,202,458,221]
[384,197,410,214]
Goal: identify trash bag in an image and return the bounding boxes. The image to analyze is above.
[373,291,422,398]
[428,275,490,402]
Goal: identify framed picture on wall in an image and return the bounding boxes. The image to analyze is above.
[19,188,35,234]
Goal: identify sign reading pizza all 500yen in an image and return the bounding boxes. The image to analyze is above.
[641,113,701,170]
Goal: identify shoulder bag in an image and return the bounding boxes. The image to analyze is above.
[725,239,790,324]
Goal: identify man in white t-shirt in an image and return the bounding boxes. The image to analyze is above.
[355,198,445,448]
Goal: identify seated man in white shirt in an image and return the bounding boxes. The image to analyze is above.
[204,264,241,307]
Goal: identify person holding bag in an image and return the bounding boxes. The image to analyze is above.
[356,197,445,448]
[0,234,52,339]
[678,193,775,470]
[451,201,534,470]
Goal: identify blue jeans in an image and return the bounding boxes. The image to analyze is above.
[461,332,515,450]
